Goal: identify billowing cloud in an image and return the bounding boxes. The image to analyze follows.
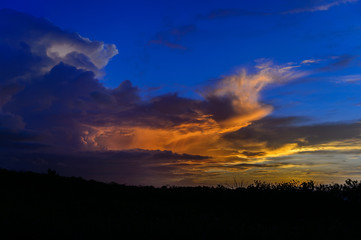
[203,61,304,130]
[0,8,118,81]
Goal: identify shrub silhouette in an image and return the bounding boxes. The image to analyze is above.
[47,168,57,176]
[1,168,361,239]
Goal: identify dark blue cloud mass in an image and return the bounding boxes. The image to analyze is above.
[0,9,238,185]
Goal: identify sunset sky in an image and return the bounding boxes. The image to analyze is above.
[1,0,361,186]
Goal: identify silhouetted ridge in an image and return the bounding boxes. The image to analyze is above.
[1,168,361,239]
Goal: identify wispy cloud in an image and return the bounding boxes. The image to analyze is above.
[333,74,361,83]
[317,55,357,72]
[198,8,270,20]
[301,59,323,65]
[281,0,358,14]
[148,24,196,50]
[200,0,358,21]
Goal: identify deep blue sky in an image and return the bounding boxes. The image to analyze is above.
[3,0,361,123]
[2,0,361,185]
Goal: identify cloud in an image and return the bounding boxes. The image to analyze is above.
[301,59,322,65]
[293,55,358,74]
[200,0,358,21]
[198,8,270,20]
[222,116,361,159]
[203,61,304,130]
[317,55,357,72]
[227,162,297,170]
[78,60,304,158]
[3,62,143,152]
[148,24,196,50]
[333,74,361,83]
[0,8,118,79]
[0,149,210,186]
[281,0,358,14]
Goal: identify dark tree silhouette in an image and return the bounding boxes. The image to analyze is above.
[1,168,361,239]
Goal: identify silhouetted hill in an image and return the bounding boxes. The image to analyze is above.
[1,168,361,239]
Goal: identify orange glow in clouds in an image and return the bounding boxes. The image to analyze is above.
[78,61,361,185]
[82,62,303,156]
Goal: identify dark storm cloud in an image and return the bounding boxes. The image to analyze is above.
[228,163,291,170]
[152,150,210,160]
[129,93,204,128]
[0,10,130,152]
[0,112,25,130]
[2,63,143,151]
[0,149,210,185]
[223,116,361,152]
[0,10,216,165]
[0,42,41,82]
[203,95,237,122]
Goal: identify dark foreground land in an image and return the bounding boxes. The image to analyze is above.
[2,169,361,239]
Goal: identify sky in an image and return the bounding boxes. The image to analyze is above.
[1,0,361,186]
